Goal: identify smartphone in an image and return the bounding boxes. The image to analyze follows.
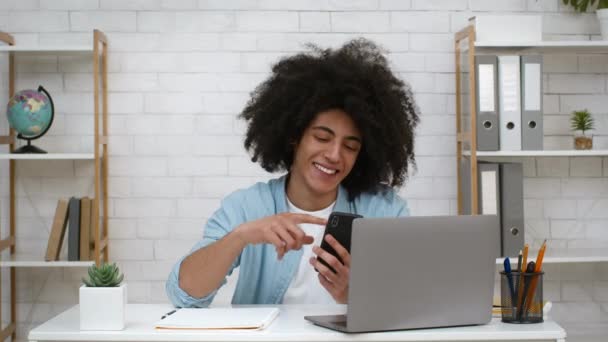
[316,211,363,273]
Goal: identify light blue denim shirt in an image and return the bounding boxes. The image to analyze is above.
[166,175,409,308]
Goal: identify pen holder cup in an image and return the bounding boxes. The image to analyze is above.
[500,271,544,324]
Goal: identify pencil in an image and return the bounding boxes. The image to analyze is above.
[523,240,547,316]
[516,244,529,316]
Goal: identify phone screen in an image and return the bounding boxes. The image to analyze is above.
[316,212,362,273]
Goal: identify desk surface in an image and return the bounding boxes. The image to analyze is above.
[28,304,567,342]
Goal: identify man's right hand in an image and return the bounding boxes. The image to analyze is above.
[235,213,327,260]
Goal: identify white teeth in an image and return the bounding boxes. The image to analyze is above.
[314,163,337,175]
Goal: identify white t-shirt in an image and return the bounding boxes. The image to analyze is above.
[281,198,336,304]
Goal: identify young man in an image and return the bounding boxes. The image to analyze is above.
[166,38,420,307]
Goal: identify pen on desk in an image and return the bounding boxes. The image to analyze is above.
[503,258,516,305]
[516,244,529,316]
[523,240,547,316]
[161,309,177,320]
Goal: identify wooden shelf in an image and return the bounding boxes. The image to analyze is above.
[0,29,109,342]
[0,153,94,160]
[500,249,608,264]
[463,150,608,157]
[0,46,92,53]
[455,27,608,269]
[474,40,608,53]
[0,254,94,267]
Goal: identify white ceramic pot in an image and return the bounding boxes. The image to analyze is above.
[597,9,608,40]
[79,284,127,330]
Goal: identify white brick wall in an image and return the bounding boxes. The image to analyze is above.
[71,11,137,32]
[391,12,450,33]
[2,1,608,340]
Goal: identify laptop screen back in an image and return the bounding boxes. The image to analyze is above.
[346,215,498,332]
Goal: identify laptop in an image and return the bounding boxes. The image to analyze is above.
[304,215,499,333]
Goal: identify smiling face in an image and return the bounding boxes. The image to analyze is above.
[286,109,362,211]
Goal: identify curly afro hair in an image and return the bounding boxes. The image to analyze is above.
[240,38,419,200]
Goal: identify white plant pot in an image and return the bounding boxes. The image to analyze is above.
[79,284,127,330]
[597,9,608,40]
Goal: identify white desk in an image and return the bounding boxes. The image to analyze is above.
[28,304,566,342]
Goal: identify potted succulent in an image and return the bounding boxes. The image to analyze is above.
[562,0,608,39]
[571,109,595,150]
[79,263,127,330]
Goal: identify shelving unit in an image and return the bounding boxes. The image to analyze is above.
[499,248,608,264]
[474,40,608,54]
[0,254,94,267]
[464,150,608,157]
[0,46,92,53]
[0,30,109,342]
[0,153,95,160]
[454,24,608,263]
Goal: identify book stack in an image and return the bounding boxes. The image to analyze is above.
[45,196,95,261]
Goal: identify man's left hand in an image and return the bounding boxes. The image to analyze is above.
[309,235,350,304]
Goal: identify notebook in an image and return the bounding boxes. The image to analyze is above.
[155,307,279,330]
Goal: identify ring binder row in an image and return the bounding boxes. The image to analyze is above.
[474,55,543,151]
[460,160,525,258]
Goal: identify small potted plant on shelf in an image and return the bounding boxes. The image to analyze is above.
[562,0,608,39]
[80,262,127,331]
[571,109,595,150]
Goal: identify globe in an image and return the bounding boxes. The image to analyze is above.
[6,85,54,153]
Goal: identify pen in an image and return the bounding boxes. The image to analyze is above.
[516,244,529,316]
[503,258,516,305]
[161,309,177,320]
[517,250,522,273]
[515,249,522,302]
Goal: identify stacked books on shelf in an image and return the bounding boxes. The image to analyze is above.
[45,196,95,262]
[474,54,543,151]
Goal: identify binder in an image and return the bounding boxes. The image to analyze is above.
[460,158,472,215]
[499,163,525,258]
[67,197,81,261]
[475,55,499,151]
[478,162,502,258]
[459,160,501,258]
[520,55,543,150]
[498,56,522,151]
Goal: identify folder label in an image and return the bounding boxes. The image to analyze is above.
[480,170,498,215]
[478,64,495,112]
[523,64,541,111]
[501,63,519,112]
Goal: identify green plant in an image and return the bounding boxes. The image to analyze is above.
[570,109,595,134]
[82,263,124,287]
[562,0,608,12]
